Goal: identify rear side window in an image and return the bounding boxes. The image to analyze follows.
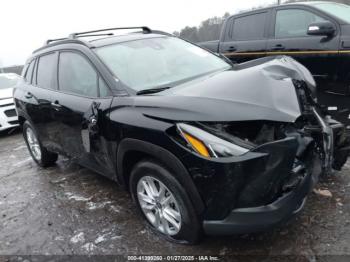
[275,9,326,38]
[231,12,267,41]
[24,60,35,83]
[58,52,98,97]
[37,53,56,89]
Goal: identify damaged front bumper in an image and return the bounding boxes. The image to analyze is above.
[187,136,315,235]
[179,109,349,235]
[203,172,310,235]
[182,136,315,234]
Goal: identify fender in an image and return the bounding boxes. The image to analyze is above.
[117,138,205,215]
[16,107,32,126]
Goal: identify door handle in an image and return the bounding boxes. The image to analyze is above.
[51,100,62,110]
[25,92,33,99]
[272,44,285,51]
[226,46,237,52]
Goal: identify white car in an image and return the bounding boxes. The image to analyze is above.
[0,73,21,131]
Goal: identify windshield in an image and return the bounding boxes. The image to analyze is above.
[96,37,231,91]
[312,2,350,24]
[0,74,20,90]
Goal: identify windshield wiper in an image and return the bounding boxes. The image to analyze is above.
[136,86,172,95]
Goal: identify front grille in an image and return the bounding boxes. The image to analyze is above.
[4,109,17,117]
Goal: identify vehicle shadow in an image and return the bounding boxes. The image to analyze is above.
[0,127,21,138]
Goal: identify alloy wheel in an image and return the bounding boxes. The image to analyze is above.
[26,127,42,161]
[137,176,182,236]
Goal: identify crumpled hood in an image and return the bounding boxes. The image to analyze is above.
[134,56,316,123]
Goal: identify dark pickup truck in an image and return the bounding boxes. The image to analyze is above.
[199,1,350,127]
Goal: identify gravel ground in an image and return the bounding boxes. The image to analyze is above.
[0,130,349,261]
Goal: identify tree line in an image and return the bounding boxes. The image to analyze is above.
[173,13,230,43]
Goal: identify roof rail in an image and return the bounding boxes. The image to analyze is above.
[69,26,152,39]
[35,39,93,54]
[45,37,69,45]
[39,26,154,53]
[44,27,152,46]
[45,33,115,46]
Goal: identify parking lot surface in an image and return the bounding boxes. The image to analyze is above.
[0,130,349,261]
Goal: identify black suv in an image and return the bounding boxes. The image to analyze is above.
[14,27,350,244]
[200,1,350,126]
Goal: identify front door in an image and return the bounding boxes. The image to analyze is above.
[219,11,270,63]
[267,7,341,92]
[52,51,114,177]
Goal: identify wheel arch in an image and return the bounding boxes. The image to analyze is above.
[18,115,26,127]
[116,138,205,215]
[16,109,31,127]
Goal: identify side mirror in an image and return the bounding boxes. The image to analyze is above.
[307,21,335,37]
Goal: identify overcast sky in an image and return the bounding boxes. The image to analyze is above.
[0,0,276,67]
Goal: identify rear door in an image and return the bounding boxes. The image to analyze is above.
[52,50,114,176]
[219,10,270,63]
[21,53,60,151]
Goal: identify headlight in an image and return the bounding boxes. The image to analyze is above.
[177,123,249,158]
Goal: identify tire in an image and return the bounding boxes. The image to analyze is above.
[23,121,58,167]
[130,159,202,244]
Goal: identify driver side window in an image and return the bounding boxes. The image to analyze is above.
[58,52,98,97]
[275,9,326,38]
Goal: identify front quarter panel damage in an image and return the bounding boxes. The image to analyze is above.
[113,56,349,223]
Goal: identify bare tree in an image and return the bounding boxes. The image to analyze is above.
[175,13,230,43]
[0,60,4,73]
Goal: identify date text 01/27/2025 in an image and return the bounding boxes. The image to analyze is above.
[127,255,220,261]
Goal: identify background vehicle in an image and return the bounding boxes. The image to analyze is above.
[0,73,20,132]
[199,1,350,127]
[14,27,350,244]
